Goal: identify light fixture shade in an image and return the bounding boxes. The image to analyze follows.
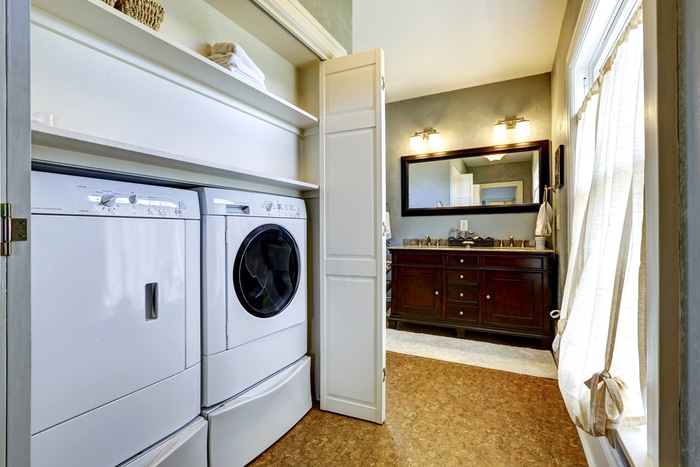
[483,153,506,162]
[493,123,507,141]
[428,131,442,148]
[516,119,531,138]
[409,134,423,150]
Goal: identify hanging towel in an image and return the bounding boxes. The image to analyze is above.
[385,211,392,240]
[535,200,553,236]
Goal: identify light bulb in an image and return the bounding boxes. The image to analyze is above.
[516,120,530,138]
[428,132,442,148]
[409,134,423,150]
[493,123,507,141]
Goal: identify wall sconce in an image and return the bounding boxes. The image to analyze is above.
[409,129,442,150]
[493,116,530,141]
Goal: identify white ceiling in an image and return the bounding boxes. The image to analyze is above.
[353,0,568,103]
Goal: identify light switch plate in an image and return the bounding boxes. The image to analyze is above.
[460,219,468,231]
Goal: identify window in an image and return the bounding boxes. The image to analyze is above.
[557,0,647,464]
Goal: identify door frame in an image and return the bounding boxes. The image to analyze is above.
[2,0,32,464]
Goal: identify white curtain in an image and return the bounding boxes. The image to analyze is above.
[555,8,646,442]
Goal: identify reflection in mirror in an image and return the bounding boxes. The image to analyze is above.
[401,140,550,216]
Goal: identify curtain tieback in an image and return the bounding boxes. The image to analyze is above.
[584,370,626,441]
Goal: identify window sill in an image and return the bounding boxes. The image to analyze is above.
[615,426,651,467]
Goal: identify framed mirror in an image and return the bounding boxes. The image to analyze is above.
[401,140,550,216]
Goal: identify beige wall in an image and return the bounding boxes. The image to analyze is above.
[298,0,352,53]
[386,73,551,247]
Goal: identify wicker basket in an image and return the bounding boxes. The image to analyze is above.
[115,0,164,31]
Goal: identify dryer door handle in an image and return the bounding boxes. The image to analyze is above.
[145,282,159,320]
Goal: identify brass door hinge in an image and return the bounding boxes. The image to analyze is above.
[1,203,28,256]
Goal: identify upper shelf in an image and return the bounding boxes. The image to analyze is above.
[31,0,319,130]
[31,124,320,192]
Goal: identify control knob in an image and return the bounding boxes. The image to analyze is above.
[99,193,117,207]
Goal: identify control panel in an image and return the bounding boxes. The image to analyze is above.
[90,190,187,218]
[31,172,200,220]
[254,193,304,218]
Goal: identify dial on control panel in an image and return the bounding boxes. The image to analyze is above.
[99,193,117,207]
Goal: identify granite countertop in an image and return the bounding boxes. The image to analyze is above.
[389,245,554,253]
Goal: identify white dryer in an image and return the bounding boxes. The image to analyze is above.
[198,187,311,466]
[31,171,206,467]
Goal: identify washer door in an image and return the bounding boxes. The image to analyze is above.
[233,224,300,318]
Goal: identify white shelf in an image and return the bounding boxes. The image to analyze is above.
[32,124,319,192]
[31,0,318,130]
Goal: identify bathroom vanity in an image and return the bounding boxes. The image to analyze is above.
[388,246,556,348]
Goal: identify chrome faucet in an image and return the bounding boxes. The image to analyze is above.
[425,235,432,246]
[509,235,514,247]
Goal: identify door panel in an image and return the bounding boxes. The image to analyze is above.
[392,266,442,318]
[31,216,187,433]
[320,48,385,423]
[482,270,544,329]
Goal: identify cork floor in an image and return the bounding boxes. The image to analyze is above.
[248,351,587,466]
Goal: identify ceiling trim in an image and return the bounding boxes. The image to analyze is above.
[250,0,347,60]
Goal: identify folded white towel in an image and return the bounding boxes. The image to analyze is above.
[229,68,267,90]
[209,52,266,88]
[208,42,265,84]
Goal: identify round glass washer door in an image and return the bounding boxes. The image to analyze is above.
[233,224,300,318]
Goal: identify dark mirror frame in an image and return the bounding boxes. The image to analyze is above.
[401,139,551,216]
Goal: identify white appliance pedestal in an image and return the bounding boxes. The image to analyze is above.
[203,356,312,467]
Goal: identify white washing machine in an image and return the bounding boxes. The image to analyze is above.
[197,187,311,466]
[31,171,206,467]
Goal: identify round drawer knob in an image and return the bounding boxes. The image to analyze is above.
[435,291,439,295]
[459,292,464,297]
[459,311,464,316]
[460,274,464,279]
[486,294,491,299]
[460,259,464,263]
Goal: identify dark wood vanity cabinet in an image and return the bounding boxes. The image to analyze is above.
[389,248,556,347]
[392,265,443,319]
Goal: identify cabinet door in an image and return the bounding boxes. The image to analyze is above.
[392,266,442,318]
[482,270,545,331]
[319,48,385,424]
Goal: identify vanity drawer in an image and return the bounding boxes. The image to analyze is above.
[481,255,545,270]
[446,286,479,303]
[392,252,443,266]
[446,255,478,267]
[445,304,478,323]
[446,269,478,285]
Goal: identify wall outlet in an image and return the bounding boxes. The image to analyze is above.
[460,219,469,231]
